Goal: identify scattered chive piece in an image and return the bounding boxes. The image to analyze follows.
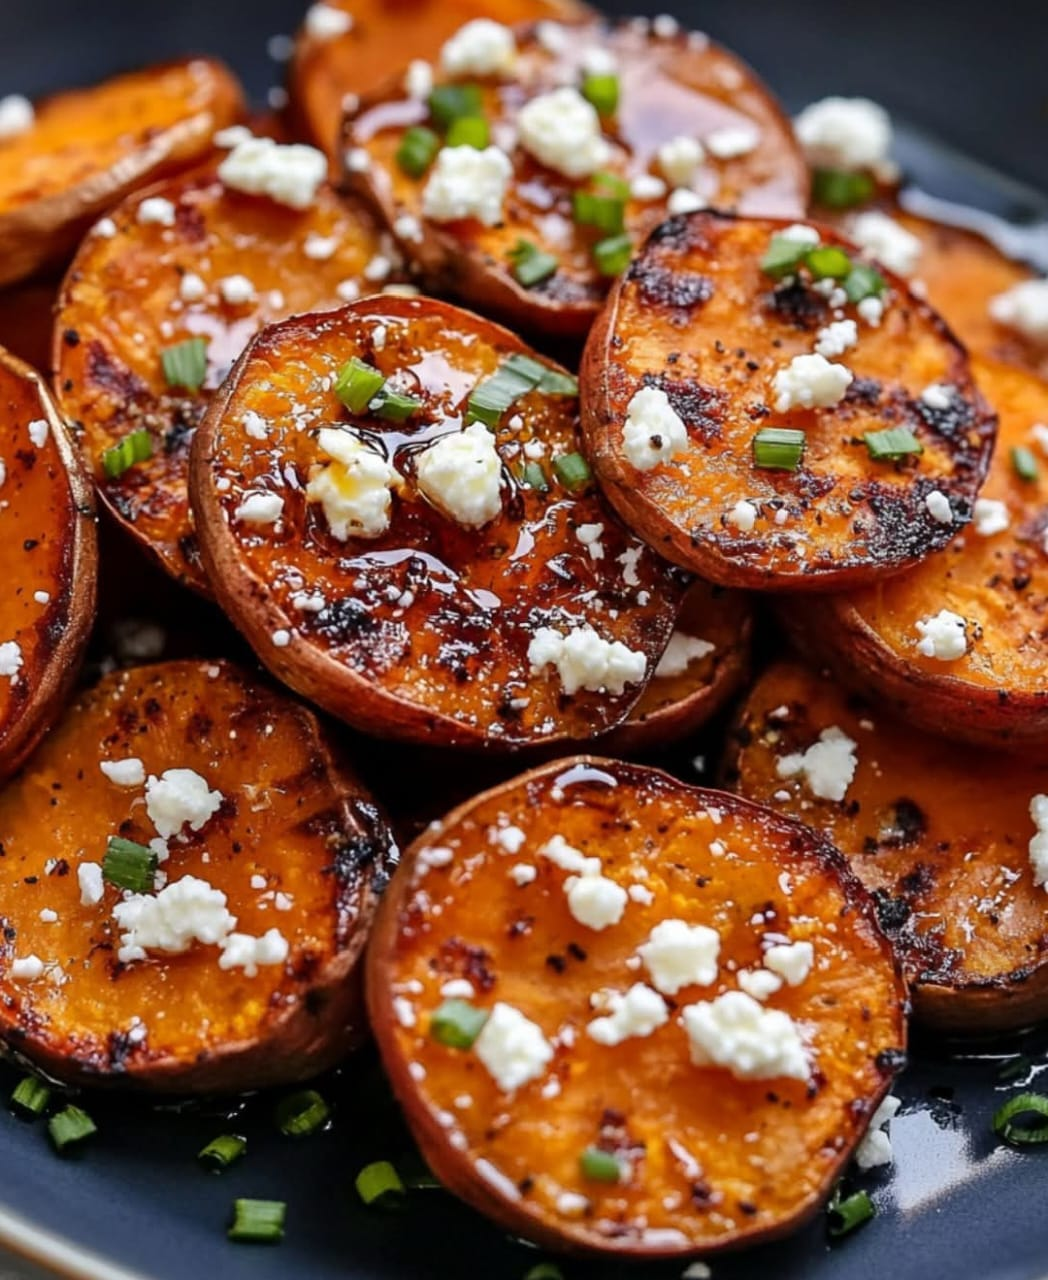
[429,998,488,1049]
[275,1089,331,1138]
[806,245,853,281]
[812,168,876,209]
[10,1075,51,1118]
[572,189,626,236]
[553,451,592,491]
[48,1105,97,1154]
[592,169,630,200]
[228,1198,286,1243]
[593,232,632,276]
[828,1188,875,1238]
[395,125,440,177]
[335,357,386,412]
[198,1134,247,1172]
[102,428,153,481]
[579,1146,622,1182]
[372,388,423,421]
[843,262,886,303]
[355,1160,406,1209]
[753,427,806,471]
[102,836,158,894]
[161,336,208,393]
[523,1265,564,1280]
[521,461,549,491]
[445,115,489,149]
[864,427,923,461]
[1011,445,1040,482]
[760,233,812,278]
[993,1092,1048,1146]
[428,83,483,129]
[507,239,559,287]
[466,354,578,427]
[580,72,619,116]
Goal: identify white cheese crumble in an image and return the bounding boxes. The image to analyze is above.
[415,421,503,527]
[564,872,628,931]
[144,769,223,839]
[630,173,667,201]
[772,353,853,413]
[234,490,284,524]
[622,385,688,470]
[539,834,600,877]
[27,418,49,448]
[517,87,610,179]
[94,216,117,239]
[657,135,704,188]
[113,875,236,964]
[586,983,668,1045]
[422,144,512,226]
[705,123,760,158]
[440,19,516,78]
[637,919,720,995]
[494,825,526,854]
[920,382,954,410]
[404,59,433,100]
[681,990,810,1081]
[654,632,715,679]
[972,497,1010,536]
[99,758,146,787]
[989,280,1048,346]
[914,609,967,660]
[473,1002,553,1091]
[924,490,953,523]
[218,928,289,976]
[666,187,703,215]
[814,318,858,359]
[137,197,177,227]
[527,625,646,696]
[726,499,757,532]
[0,641,23,680]
[858,295,884,326]
[78,862,104,906]
[9,955,44,982]
[794,96,893,172]
[763,940,814,986]
[1028,794,1048,887]
[303,232,339,260]
[304,3,353,39]
[219,274,256,305]
[849,209,922,277]
[510,864,537,886]
[218,137,327,210]
[0,94,34,140]
[776,726,858,802]
[736,968,783,1001]
[306,427,399,540]
[179,272,207,302]
[39,909,58,924]
[854,1094,902,1170]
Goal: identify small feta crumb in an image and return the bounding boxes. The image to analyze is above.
[78,862,104,906]
[814,318,858,358]
[218,137,327,210]
[657,135,704,188]
[510,864,537,886]
[794,96,893,172]
[0,640,23,680]
[494,825,526,854]
[564,872,627,930]
[303,232,339,260]
[781,223,821,245]
[628,883,654,905]
[924,490,953,524]
[473,1002,553,1091]
[630,172,668,201]
[682,990,810,1081]
[393,213,423,243]
[33,591,50,605]
[849,209,921,277]
[920,382,954,410]
[422,145,512,226]
[622,385,688,470]
[179,272,207,302]
[403,59,433,100]
[304,3,352,39]
[763,939,814,986]
[517,87,610,179]
[527,625,646,696]
[586,983,668,1045]
[218,928,289,976]
[213,124,253,149]
[219,274,255,305]
[271,629,291,648]
[27,419,49,448]
[415,421,503,527]
[306,427,400,540]
[234,490,284,525]
[10,955,44,981]
[989,280,1048,346]
[113,875,236,963]
[536,20,569,53]
[637,919,720,995]
[0,94,34,140]
[94,216,117,239]
[972,497,1010,536]
[858,295,885,326]
[137,197,177,227]
[1029,794,1048,887]
[737,968,783,1001]
[854,1094,902,1170]
[242,410,269,440]
[440,18,516,78]
[772,353,853,412]
[776,726,857,802]
[39,908,58,924]
[705,123,760,158]
[726,499,757,532]
[655,632,715,678]
[914,609,967,661]
[667,187,703,215]
[539,834,601,877]
[99,757,146,787]
[145,769,223,839]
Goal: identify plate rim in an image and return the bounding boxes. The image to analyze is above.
[0,1205,150,1280]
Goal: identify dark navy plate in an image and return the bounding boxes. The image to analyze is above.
[2,2,1048,1278]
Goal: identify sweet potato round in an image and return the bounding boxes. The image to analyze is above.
[781,357,1048,746]
[722,660,1048,1033]
[367,756,906,1257]
[0,659,396,1092]
[343,19,807,338]
[0,347,97,781]
[191,295,686,749]
[54,165,401,592]
[581,211,997,590]
[0,59,243,288]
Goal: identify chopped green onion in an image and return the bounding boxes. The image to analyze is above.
[428,84,483,129]
[10,1075,50,1118]
[523,1266,564,1280]
[512,357,578,397]
[102,428,153,481]
[753,427,806,471]
[48,1105,97,1154]
[355,1160,406,1208]
[760,233,812,278]
[521,461,549,491]
[864,427,923,461]
[395,125,440,177]
[572,190,626,236]
[579,1146,621,1182]
[593,232,632,276]
[592,169,630,199]
[275,1089,331,1138]
[993,1092,1048,1146]
[507,239,559,287]
[844,262,886,303]
[806,245,853,281]
[161,337,208,392]
[553,451,592,491]
[812,168,876,209]
[445,115,489,149]
[429,998,489,1049]
[335,357,386,412]
[228,1198,286,1243]
[198,1134,247,1172]
[466,354,577,427]
[1011,445,1040,482]
[580,72,619,116]
[828,1187,875,1238]
[102,836,158,894]
[372,388,423,421]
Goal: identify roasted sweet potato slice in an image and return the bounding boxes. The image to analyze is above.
[55,165,403,592]
[581,211,997,590]
[342,19,807,338]
[0,59,243,288]
[367,756,906,1257]
[0,347,97,781]
[723,660,1048,1033]
[781,358,1048,746]
[290,0,589,161]
[0,659,396,1092]
[191,296,686,748]
[0,277,57,373]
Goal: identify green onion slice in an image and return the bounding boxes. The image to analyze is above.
[812,168,876,209]
[552,451,592,491]
[593,232,632,277]
[275,1089,331,1138]
[161,336,208,392]
[592,169,630,199]
[844,262,886,303]
[395,125,440,177]
[102,836,158,894]
[102,428,153,481]
[806,245,853,281]
[48,1105,97,1154]
[445,115,489,149]
[579,1146,621,1182]
[523,1265,565,1280]
[428,84,483,129]
[993,1092,1048,1146]
[864,427,923,460]
[198,1134,247,1172]
[760,233,813,278]
[10,1075,51,1118]
[228,1198,286,1243]
[828,1187,875,1238]
[572,189,626,236]
[753,427,806,471]
[372,388,423,421]
[355,1160,407,1208]
[507,239,558,288]
[466,354,576,428]
[521,460,549,491]
[580,72,619,116]
[335,357,386,412]
[429,998,488,1049]
[1011,445,1040,482]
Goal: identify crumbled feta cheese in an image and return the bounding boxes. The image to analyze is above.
[726,499,757,532]
[242,410,269,440]
[271,629,291,648]
[973,497,1010,536]
[705,123,760,158]
[415,421,503,527]
[630,172,668,201]
[517,87,610,179]
[581,45,617,76]
[0,640,24,680]
[637,919,720,995]
[622,385,688,470]
[213,124,253,149]
[113,875,236,963]
[854,1094,902,1170]
[495,825,526,854]
[535,19,569,53]
[654,632,715,679]
[78,862,104,907]
[924,490,953,523]
[422,144,512,226]
[99,757,146,787]
[539,834,600,877]
[849,209,922,277]
[772,353,853,412]
[681,990,810,1081]
[94,216,117,238]
[920,382,954,410]
[440,19,516,78]
[666,187,704,215]
[306,427,399,540]
[33,591,50,605]
[776,726,857,802]
[145,769,224,839]
[989,280,1048,345]
[218,928,289,976]
[0,94,33,140]
[9,955,44,981]
[510,864,537,886]
[234,490,284,525]
[137,197,177,227]
[1029,793,1048,888]
[393,213,423,243]
[764,939,814,986]
[39,908,58,924]
[304,3,353,39]
[218,137,327,210]
[794,96,893,172]
[915,609,967,661]
[814,318,858,358]
[527,625,646,696]
[303,232,339,261]
[781,223,821,245]
[219,274,255,305]
[404,59,433,100]
[857,295,884,326]
[657,135,704,188]
[564,872,628,930]
[179,272,207,302]
[586,983,668,1045]
[473,1002,553,1091]
[737,968,783,1001]
[575,523,604,562]
[27,418,49,448]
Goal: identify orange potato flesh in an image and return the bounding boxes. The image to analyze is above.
[0,59,244,288]
[0,660,396,1092]
[581,212,997,590]
[367,757,906,1257]
[344,20,807,338]
[290,0,590,162]
[191,296,686,749]
[780,358,1048,745]
[723,661,1048,1032]
[54,168,403,592]
[0,348,97,780]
